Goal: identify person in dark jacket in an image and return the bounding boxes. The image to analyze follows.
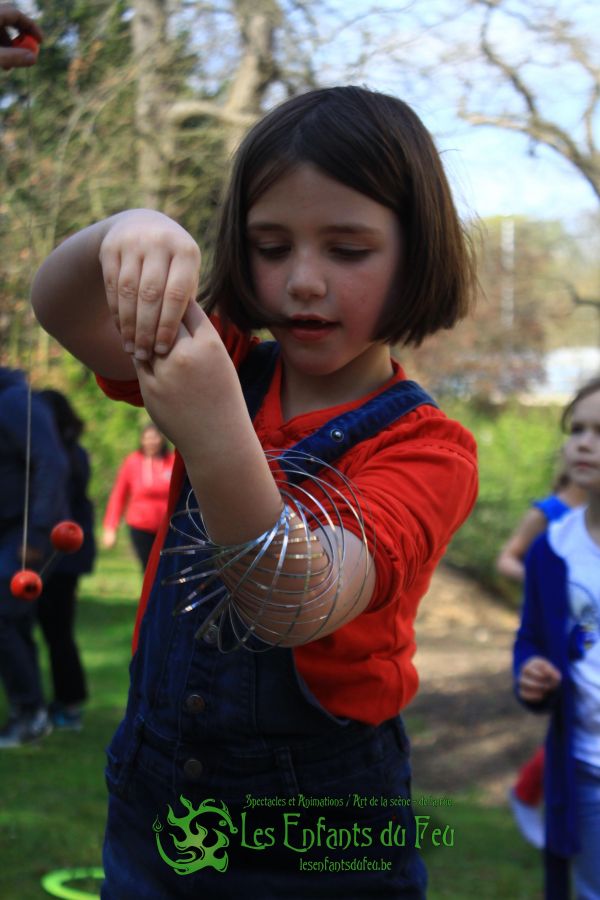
[37,390,96,731]
[0,367,68,747]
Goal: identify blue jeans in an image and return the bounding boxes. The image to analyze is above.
[573,760,600,899]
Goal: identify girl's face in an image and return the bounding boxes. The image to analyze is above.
[563,390,600,493]
[246,164,402,383]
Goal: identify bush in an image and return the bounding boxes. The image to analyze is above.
[441,399,564,601]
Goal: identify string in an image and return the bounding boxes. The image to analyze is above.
[19,61,36,570]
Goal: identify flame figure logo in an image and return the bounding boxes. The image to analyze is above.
[153,796,238,875]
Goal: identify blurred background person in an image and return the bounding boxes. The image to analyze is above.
[497,472,586,583]
[37,390,95,732]
[498,470,587,848]
[0,368,67,748]
[102,423,174,571]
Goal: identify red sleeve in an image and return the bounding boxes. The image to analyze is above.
[94,313,259,405]
[294,409,478,721]
[348,412,478,610]
[103,454,134,530]
[294,406,478,611]
[131,450,186,653]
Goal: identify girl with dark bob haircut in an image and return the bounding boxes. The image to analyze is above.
[32,85,478,898]
[205,85,476,345]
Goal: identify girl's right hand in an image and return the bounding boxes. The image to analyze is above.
[99,210,202,361]
[518,656,562,703]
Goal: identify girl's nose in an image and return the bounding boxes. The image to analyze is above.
[286,254,326,301]
[575,430,593,451]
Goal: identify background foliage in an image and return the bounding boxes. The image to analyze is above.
[439,399,563,600]
[1,0,598,574]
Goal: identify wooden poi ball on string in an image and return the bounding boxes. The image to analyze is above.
[9,521,84,600]
[10,570,43,601]
[51,520,84,553]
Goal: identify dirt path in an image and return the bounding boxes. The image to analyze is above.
[406,565,546,805]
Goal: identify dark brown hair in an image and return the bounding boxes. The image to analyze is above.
[561,376,600,432]
[203,85,476,347]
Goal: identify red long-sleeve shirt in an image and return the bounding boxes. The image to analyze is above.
[103,450,175,534]
[97,319,477,724]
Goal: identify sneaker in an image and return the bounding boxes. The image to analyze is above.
[508,788,545,849]
[0,708,52,748]
[49,704,83,732]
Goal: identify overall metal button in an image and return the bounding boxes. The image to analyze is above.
[183,758,204,780]
[184,693,206,714]
[202,624,219,645]
[330,428,344,442]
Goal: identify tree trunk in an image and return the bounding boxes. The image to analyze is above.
[131,0,174,207]
[168,0,280,158]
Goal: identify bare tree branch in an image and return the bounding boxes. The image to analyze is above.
[167,98,257,127]
[454,0,600,203]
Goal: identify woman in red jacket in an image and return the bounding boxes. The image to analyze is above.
[102,424,174,569]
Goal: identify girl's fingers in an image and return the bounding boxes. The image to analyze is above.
[98,212,201,356]
[132,252,174,359]
[153,252,200,355]
[116,255,144,353]
[100,244,120,328]
[518,657,562,701]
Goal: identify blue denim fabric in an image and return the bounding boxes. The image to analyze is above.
[102,712,426,898]
[101,355,434,898]
[573,760,600,900]
[102,481,427,896]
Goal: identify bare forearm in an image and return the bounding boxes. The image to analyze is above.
[183,414,284,545]
[32,216,134,378]
[495,551,525,582]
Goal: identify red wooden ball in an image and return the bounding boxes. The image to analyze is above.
[51,521,84,553]
[10,34,40,56]
[10,569,43,601]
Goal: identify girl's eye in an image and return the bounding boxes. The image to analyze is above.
[254,244,289,259]
[331,246,371,260]
[570,423,583,435]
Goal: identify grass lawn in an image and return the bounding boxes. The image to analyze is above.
[0,543,544,899]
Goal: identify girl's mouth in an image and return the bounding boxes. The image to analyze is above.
[287,317,338,341]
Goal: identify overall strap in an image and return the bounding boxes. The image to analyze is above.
[238,340,437,484]
[238,341,280,421]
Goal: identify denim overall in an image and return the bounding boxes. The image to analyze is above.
[102,345,434,899]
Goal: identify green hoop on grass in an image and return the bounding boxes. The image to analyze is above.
[41,867,104,899]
